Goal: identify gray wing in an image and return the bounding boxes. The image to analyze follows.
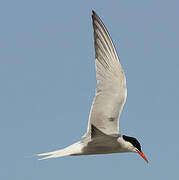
[83,11,127,138]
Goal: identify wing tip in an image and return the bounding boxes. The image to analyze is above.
[92,10,99,21]
[92,10,96,16]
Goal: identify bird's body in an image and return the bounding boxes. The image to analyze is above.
[37,131,126,159]
[36,11,148,163]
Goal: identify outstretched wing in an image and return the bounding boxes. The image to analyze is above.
[84,11,127,138]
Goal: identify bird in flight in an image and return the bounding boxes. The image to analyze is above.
[36,10,148,163]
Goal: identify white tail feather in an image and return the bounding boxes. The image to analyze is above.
[35,141,83,160]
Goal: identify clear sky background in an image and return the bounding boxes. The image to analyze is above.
[0,0,178,179]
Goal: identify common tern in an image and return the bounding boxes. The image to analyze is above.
[36,10,148,163]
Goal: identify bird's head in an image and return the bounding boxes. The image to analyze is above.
[117,135,148,163]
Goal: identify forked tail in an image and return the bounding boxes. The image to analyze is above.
[35,141,83,160]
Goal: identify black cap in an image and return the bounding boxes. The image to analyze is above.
[123,135,142,152]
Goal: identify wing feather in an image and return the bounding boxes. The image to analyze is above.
[84,11,127,138]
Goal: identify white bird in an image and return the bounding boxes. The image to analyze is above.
[35,10,148,163]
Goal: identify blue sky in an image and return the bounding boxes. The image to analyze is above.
[0,0,178,179]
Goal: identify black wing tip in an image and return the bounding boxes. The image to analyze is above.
[92,10,96,15]
[92,10,105,28]
[92,10,96,28]
[92,10,98,19]
[92,10,95,20]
